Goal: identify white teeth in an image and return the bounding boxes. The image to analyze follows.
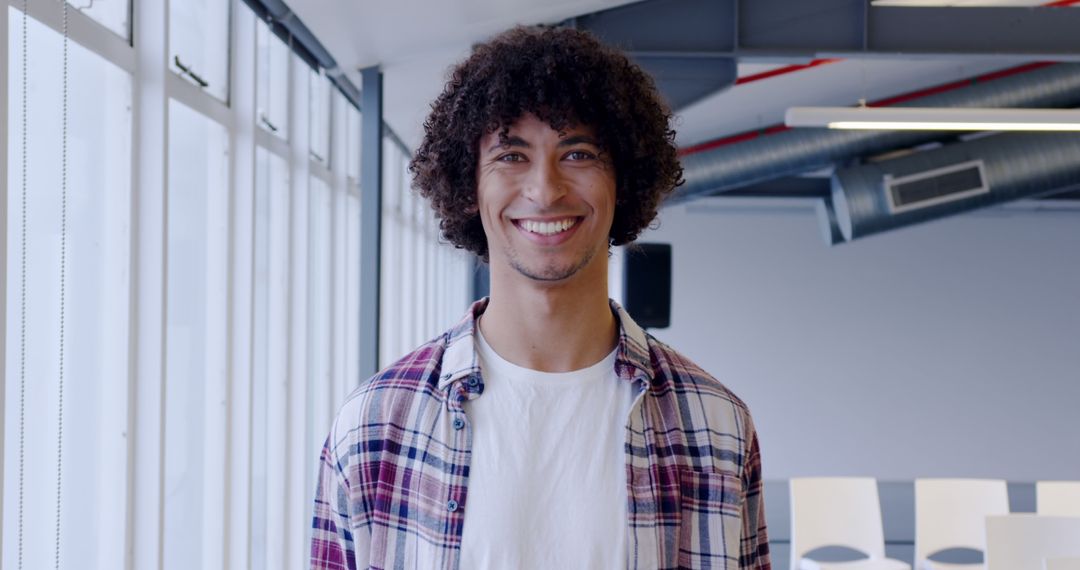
[521,218,576,235]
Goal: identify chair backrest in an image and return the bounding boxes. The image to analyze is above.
[790,477,886,568]
[915,478,1009,561]
[1045,557,1080,570]
[1038,481,1080,516]
[985,514,1080,570]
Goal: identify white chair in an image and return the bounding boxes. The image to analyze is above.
[789,477,911,570]
[1037,481,1080,516]
[914,478,1009,570]
[985,514,1080,570]
[1045,557,1080,570]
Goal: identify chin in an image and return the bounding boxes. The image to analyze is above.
[513,262,582,283]
[511,251,598,283]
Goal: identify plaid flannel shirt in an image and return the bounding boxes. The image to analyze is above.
[311,298,770,569]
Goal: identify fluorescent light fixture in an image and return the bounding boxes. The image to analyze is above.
[784,107,1080,131]
[871,1,1046,6]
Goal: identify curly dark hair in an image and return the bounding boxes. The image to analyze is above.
[409,25,683,260]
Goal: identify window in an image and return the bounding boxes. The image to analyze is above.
[306,174,333,483]
[170,0,231,102]
[256,19,289,138]
[378,137,473,367]
[3,8,131,570]
[2,3,468,569]
[77,0,131,40]
[250,145,291,570]
[309,69,331,164]
[345,192,362,384]
[345,96,361,181]
[162,99,230,570]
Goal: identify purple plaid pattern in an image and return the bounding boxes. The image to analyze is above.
[311,298,770,569]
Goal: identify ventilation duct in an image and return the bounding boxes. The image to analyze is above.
[816,196,845,246]
[674,63,1080,201]
[830,132,1080,241]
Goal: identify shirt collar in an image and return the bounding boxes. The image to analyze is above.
[437,297,654,392]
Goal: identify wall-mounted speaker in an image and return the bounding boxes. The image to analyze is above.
[622,243,671,329]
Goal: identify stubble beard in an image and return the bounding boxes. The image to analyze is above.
[506,242,599,283]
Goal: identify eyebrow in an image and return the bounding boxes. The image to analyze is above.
[486,134,602,154]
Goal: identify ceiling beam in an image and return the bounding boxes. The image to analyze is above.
[567,0,737,109]
[574,0,1080,67]
[741,3,1080,61]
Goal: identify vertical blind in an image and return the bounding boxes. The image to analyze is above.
[0,1,474,569]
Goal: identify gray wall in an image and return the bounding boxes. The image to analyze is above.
[633,197,1080,482]
[618,197,1080,567]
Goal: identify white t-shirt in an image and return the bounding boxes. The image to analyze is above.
[458,327,639,569]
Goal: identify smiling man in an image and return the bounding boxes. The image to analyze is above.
[311,26,770,570]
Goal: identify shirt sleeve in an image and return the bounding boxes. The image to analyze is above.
[310,434,364,570]
[739,417,772,570]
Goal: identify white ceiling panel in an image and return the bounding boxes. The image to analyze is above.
[287,0,644,148]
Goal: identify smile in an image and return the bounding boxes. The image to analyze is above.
[515,217,580,236]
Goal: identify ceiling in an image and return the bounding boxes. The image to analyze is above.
[288,0,641,149]
[286,0,1069,151]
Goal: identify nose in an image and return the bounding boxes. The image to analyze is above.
[521,158,567,207]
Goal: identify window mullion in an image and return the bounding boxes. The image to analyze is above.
[166,72,231,128]
[224,2,257,570]
[127,0,170,569]
[284,48,311,570]
[6,0,135,73]
[330,93,348,410]
[0,4,9,552]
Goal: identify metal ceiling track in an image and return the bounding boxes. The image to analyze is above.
[240,0,362,110]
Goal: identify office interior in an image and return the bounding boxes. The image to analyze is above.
[1,0,1078,569]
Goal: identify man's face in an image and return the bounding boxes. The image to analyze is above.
[476,113,616,284]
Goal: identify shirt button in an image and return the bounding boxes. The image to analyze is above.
[452,417,465,430]
[446,499,459,512]
[466,376,480,388]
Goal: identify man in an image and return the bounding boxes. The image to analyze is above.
[311,26,770,570]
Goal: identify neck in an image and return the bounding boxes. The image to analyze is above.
[479,259,617,373]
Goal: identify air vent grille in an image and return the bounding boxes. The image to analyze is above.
[885,160,988,213]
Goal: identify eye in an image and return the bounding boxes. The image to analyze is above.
[565,149,596,161]
[496,152,526,163]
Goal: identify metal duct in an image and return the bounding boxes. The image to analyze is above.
[815,196,845,246]
[831,132,1080,241]
[675,63,1080,201]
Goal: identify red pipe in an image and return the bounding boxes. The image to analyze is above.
[734,59,841,85]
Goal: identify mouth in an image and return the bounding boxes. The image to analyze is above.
[512,217,582,237]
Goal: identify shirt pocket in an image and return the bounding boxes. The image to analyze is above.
[676,467,743,569]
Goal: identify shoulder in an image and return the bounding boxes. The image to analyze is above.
[645,334,752,417]
[326,333,450,457]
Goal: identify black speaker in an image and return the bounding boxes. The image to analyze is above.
[622,243,671,329]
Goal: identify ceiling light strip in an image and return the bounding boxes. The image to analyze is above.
[785,107,1080,131]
